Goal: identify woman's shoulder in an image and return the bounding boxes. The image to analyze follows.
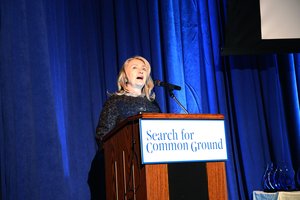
[104,93,128,103]
[106,93,156,103]
[104,93,119,103]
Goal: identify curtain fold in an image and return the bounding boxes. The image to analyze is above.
[1,0,299,200]
[277,54,300,168]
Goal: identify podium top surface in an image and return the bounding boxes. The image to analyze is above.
[102,113,224,142]
[133,113,224,120]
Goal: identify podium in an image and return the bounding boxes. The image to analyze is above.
[102,113,228,200]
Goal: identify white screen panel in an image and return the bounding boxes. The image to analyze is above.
[260,0,300,39]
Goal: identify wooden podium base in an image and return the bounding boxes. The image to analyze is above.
[103,113,228,200]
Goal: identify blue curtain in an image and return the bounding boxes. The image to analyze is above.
[1,0,299,200]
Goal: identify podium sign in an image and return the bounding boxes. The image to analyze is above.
[139,119,227,164]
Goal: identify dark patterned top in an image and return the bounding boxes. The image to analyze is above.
[95,94,161,145]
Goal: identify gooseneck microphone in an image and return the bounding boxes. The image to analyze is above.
[154,79,188,113]
[154,80,181,91]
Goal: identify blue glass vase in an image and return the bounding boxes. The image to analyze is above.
[276,162,296,191]
[263,162,276,192]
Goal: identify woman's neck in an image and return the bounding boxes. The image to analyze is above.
[126,86,142,96]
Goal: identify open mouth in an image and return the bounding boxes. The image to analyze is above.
[136,76,144,80]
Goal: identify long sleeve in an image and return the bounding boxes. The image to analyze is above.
[95,96,118,146]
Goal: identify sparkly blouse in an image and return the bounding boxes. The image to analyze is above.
[95,94,161,145]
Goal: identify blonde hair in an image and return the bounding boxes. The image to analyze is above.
[116,56,155,101]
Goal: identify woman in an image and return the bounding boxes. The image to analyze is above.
[88,56,161,200]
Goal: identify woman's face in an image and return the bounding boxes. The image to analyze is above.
[125,58,149,90]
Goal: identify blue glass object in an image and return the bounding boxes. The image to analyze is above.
[276,162,296,191]
[263,162,276,192]
[263,162,297,191]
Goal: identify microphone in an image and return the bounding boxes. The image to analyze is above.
[154,80,181,91]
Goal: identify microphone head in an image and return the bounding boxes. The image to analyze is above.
[154,80,181,90]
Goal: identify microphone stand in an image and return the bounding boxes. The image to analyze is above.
[168,89,189,114]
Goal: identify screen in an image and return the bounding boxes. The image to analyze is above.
[260,0,300,39]
[222,0,300,55]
